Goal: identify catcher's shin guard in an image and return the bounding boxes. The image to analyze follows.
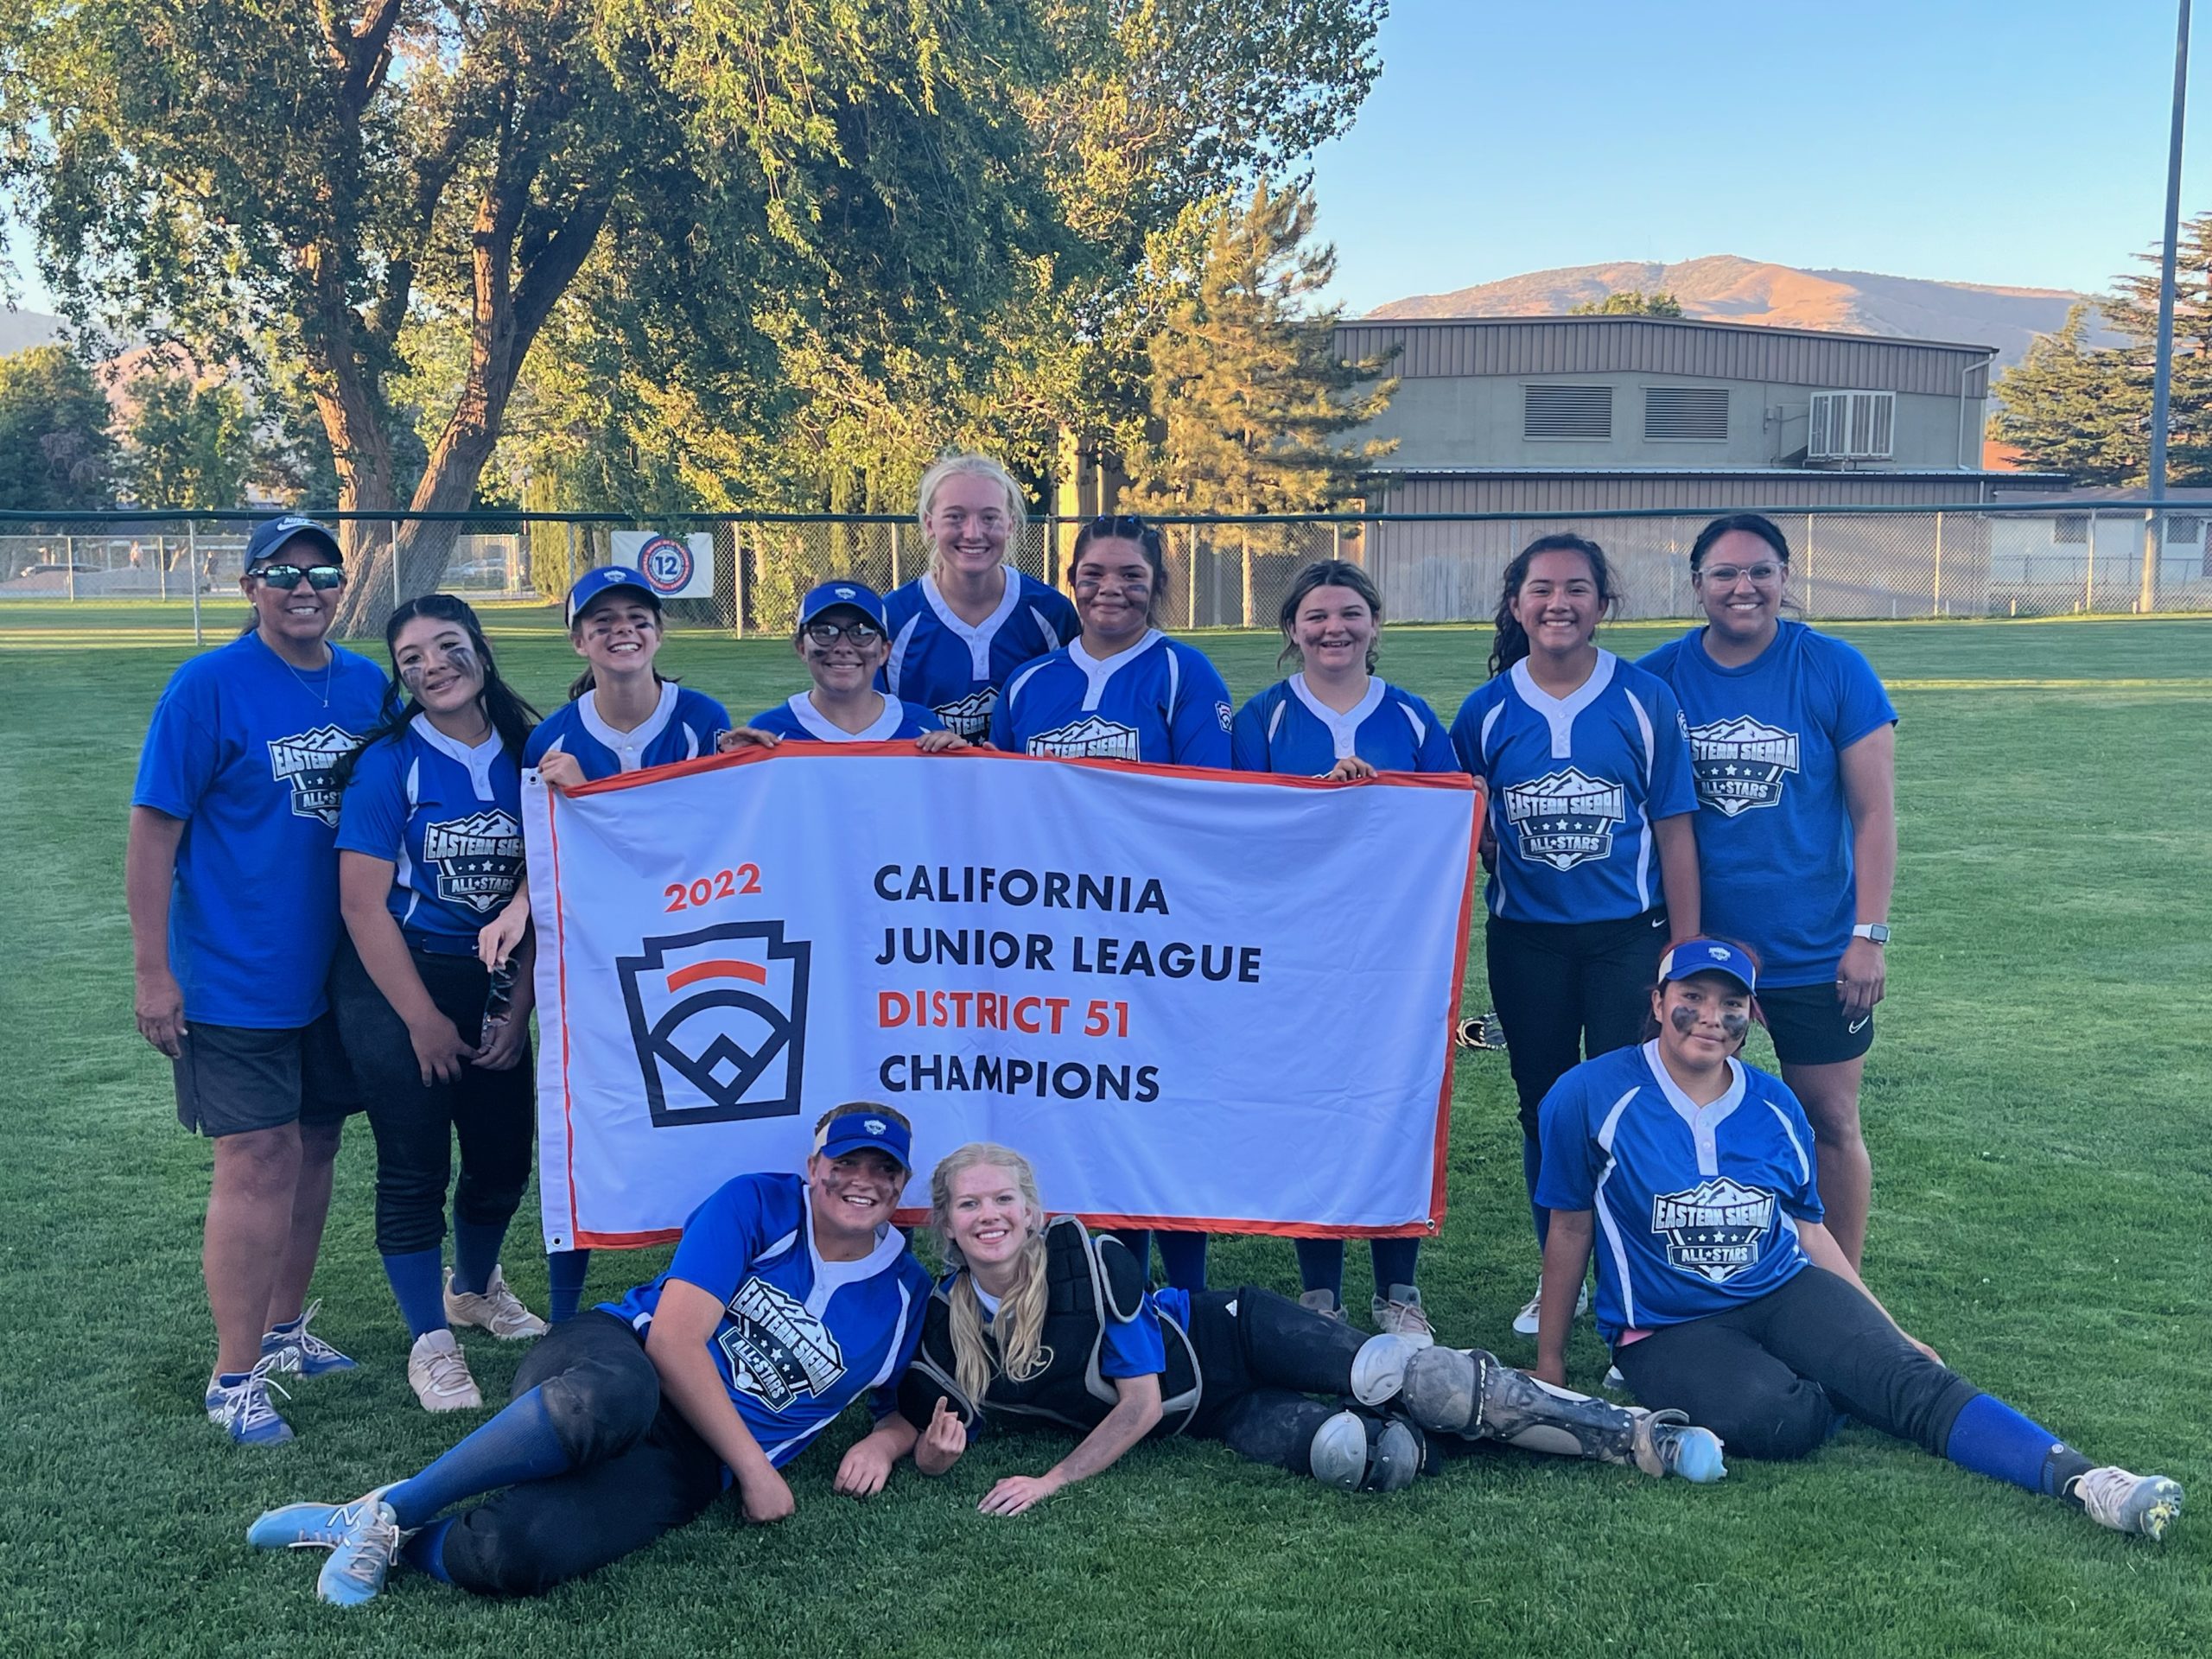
[1396,1348,1725,1478]
[1306,1408,1427,1494]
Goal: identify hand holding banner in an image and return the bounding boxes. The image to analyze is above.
[528,747,1479,1249]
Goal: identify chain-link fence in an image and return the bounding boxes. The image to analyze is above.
[5,505,2209,638]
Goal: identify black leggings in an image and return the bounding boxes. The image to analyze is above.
[1611,1266,1978,1461]
[1183,1286,1378,1475]
[440,1312,726,1598]
[332,938,535,1255]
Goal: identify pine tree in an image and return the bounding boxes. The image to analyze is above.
[1129,181,1396,620]
[1568,289,1685,317]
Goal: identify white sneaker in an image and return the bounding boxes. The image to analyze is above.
[1371,1285,1435,1348]
[2073,1466,2183,1540]
[1511,1275,1590,1337]
[1297,1288,1346,1320]
[407,1329,482,1412]
[1603,1365,1627,1390]
[444,1265,548,1340]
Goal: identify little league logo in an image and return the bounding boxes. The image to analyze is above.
[420,810,525,912]
[1650,1178,1777,1282]
[1027,715,1142,760]
[933,686,999,741]
[636,534,695,597]
[266,724,362,827]
[717,1277,846,1412]
[618,920,811,1128]
[1688,715,1801,817]
[1501,766,1626,870]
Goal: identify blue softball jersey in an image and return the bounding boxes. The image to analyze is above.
[990,630,1234,766]
[334,715,526,944]
[1638,620,1898,987]
[1449,652,1697,924]
[747,693,946,744]
[523,683,730,777]
[131,633,387,1027]
[1231,675,1457,776]
[881,570,1079,740]
[607,1173,931,1469]
[1535,1041,1822,1344]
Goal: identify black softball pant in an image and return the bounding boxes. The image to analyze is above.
[1486,907,1669,1144]
[332,938,534,1255]
[1611,1266,1978,1461]
[1182,1286,1376,1475]
[440,1312,726,1598]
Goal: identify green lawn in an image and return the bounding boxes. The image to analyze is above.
[2,604,2206,1657]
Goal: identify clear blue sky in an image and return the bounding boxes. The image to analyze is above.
[5,2,2207,321]
[1310,0,2212,312]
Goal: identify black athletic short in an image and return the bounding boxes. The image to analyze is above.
[172,1010,363,1137]
[1756,981,1875,1068]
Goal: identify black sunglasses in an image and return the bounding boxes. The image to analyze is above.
[802,619,885,645]
[252,563,346,590]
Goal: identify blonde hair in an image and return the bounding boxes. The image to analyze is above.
[929,1142,1052,1405]
[916,452,1027,552]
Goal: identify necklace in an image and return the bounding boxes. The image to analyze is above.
[278,651,335,708]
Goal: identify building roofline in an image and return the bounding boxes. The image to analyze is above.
[1371,466,2068,485]
[1343,312,2000,359]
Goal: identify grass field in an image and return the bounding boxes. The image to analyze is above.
[2,601,2207,1658]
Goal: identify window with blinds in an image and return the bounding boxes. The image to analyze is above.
[1644,386,1729,442]
[1523,385,1613,441]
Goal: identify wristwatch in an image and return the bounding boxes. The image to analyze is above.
[1851,923,1891,944]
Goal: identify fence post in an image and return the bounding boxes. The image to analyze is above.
[390,520,402,610]
[730,530,747,638]
[2084,515,2096,613]
[2141,510,2158,614]
[1932,512,1943,616]
[65,534,74,601]
[1802,513,1815,618]
[1185,527,1198,628]
[188,522,202,647]
[157,533,168,601]
[1332,521,1343,562]
[890,522,901,589]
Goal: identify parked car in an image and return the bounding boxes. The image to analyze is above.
[16,562,99,578]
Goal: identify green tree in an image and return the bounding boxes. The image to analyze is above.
[1569,289,1686,317]
[1128,181,1395,620]
[0,343,115,510]
[123,368,255,508]
[1989,304,2141,488]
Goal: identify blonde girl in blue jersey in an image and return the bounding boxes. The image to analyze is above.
[1231,560,1454,1338]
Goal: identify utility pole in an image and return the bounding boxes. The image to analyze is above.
[2145,0,2192,614]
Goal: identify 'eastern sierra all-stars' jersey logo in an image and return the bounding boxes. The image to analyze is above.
[1501,767,1626,869]
[1027,716,1141,760]
[1688,716,1801,817]
[1651,1177,1777,1281]
[717,1276,847,1411]
[267,725,361,827]
[933,686,999,741]
[421,809,525,913]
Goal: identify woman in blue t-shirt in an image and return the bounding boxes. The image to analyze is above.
[1532,940,2181,1540]
[1449,534,1700,1338]
[1638,514,1897,1268]
[1231,559,1455,1339]
[333,594,548,1414]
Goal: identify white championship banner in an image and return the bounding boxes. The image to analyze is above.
[526,746,1481,1249]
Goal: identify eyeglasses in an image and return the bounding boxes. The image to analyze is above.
[1699,562,1783,586]
[252,563,346,590]
[802,620,885,645]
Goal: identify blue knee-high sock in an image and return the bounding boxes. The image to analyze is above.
[382,1248,448,1339]
[385,1386,573,1530]
[1157,1230,1209,1292]
[449,1217,512,1298]
[399,1516,455,1583]
[1523,1137,1549,1248]
[546,1249,591,1323]
[1943,1393,2094,1498]
[1370,1236,1421,1299]
[1294,1237,1345,1304]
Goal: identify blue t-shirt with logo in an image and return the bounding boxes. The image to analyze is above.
[882,571,1079,741]
[131,632,387,1027]
[1449,652,1697,925]
[990,631,1234,766]
[607,1173,931,1470]
[747,693,946,743]
[523,683,729,778]
[1231,675,1457,776]
[1638,620,1898,987]
[1535,1041,1822,1344]
[335,715,526,944]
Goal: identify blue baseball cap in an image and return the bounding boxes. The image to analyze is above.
[1659,938,1758,995]
[244,515,343,569]
[798,580,887,632]
[566,565,661,626]
[817,1109,912,1171]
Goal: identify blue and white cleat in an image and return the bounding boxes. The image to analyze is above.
[315,1493,403,1606]
[206,1358,294,1447]
[2075,1466,2183,1541]
[1637,1409,1726,1484]
[247,1485,397,1551]
[261,1300,358,1378]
